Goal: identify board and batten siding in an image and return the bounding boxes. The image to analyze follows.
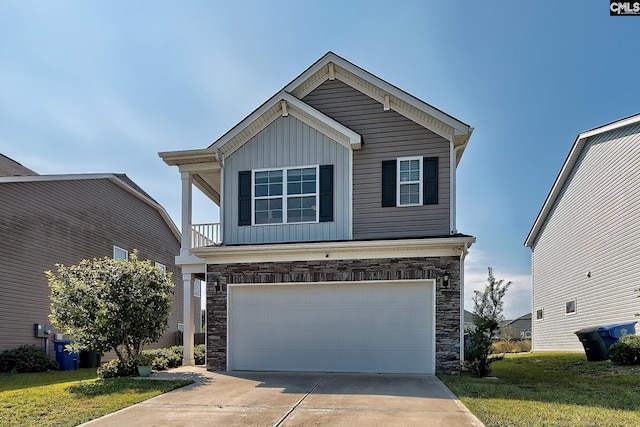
[303,79,451,239]
[223,115,350,244]
[0,178,197,354]
[531,123,640,352]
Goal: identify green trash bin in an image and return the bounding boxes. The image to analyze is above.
[575,326,609,361]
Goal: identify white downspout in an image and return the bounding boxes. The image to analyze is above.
[459,242,469,364]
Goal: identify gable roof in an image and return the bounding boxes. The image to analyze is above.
[0,154,38,177]
[0,173,180,241]
[525,113,640,248]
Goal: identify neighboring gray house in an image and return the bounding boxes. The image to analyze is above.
[525,114,640,351]
[161,52,475,373]
[0,155,201,355]
[498,313,532,340]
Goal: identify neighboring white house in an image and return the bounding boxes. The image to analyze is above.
[160,52,475,373]
[525,114,640,351]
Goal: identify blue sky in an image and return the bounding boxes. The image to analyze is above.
[1,1,638,319]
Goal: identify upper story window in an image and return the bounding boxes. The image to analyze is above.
[397,157,422,206]
[565,299,577,315]
[382,157,438,208]
[155,262,166,273]
[239,165,334,226]
[113,246,128,260]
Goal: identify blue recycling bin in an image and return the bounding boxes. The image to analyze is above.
[597,321,637,349]
[53,340,79,370]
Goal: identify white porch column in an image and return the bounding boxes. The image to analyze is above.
[180,171,193,255]
[182,273,195,366]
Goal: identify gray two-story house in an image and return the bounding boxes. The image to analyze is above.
[161,52,474,374]
[0,154,200,356]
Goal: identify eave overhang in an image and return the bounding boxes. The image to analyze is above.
[193,236,475,264]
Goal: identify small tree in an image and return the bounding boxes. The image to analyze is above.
[464,267,511,377]
[47,251,174,371]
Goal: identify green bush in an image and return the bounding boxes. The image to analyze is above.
[609,335,640,365]
[97,358,136,378]
[195,344,205,365]
[0,345,59,373]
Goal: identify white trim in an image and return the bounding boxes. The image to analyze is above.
[450,139,456,234]
[396,156,423,207]
[193,236,475,264]
[251,165,319,226]
[535,308,544,321]
[155,262,166,273]
[565,299,577,315]
[348,150,353,240]
[113,245,128,260]
[525,113,640,247]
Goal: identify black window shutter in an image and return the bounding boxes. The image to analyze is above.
[381,160,396,207]
[423,157,438,205]
[238,170,251,226]
[319,165,334,222]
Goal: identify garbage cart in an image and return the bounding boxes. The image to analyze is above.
[598,321,637,349]
[53,340,79,370]
[575,327,609,361]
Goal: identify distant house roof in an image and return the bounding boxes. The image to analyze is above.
[525,113,640,247]
[500,313,532,338]
[0,154,38,177]
[0,173,179,241]
[464,309,474,324]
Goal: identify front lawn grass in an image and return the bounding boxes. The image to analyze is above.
[0,368,192,426]
[439,352,640,427]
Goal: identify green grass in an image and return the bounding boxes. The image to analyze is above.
[439,353,640,427]
[0,368,192,427]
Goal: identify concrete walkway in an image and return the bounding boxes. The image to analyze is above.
[81,367,484,427]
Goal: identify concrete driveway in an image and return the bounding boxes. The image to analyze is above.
[81,367,483,427]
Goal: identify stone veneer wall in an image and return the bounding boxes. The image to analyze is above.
[206,256,461,373]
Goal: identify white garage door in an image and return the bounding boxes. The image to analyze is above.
[228,281,435,373]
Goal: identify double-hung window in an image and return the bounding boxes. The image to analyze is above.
[253,166,318,225]
[397,157,422,206]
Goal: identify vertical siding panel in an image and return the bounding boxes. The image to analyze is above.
[531,124,640,351]
[224,116,350,244]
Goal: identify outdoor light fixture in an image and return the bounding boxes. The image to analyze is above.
[441,273,450,288]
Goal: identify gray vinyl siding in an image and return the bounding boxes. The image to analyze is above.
[0,178,197,355]
[531,123,640,352]
[223,115,350,244]
[303,79,451,239]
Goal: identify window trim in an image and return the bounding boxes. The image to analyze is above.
[565,299,577,315]
[113,246,128,260]
[396,156,423,207]
[251,165,319,225]
[194,278,201,298]
[535,308,544,321]
[155,262,166,273]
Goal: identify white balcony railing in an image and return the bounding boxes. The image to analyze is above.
[190,223,221,248]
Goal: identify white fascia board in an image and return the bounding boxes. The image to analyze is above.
[211,91,361,158]
[193,236,475,264]
[524,113,640,248]
[285,52,471,137]
[158,148,218,166]
[283,93,361,150]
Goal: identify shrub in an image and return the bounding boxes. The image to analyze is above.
[97,358,136,378]
[0,345,58,373]
[609,335,640,365]
[492,339,532,354]
[195,344,205,365]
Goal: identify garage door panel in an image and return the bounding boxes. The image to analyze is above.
[229,281,434,373]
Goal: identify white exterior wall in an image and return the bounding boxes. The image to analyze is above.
[531,123,640,351]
